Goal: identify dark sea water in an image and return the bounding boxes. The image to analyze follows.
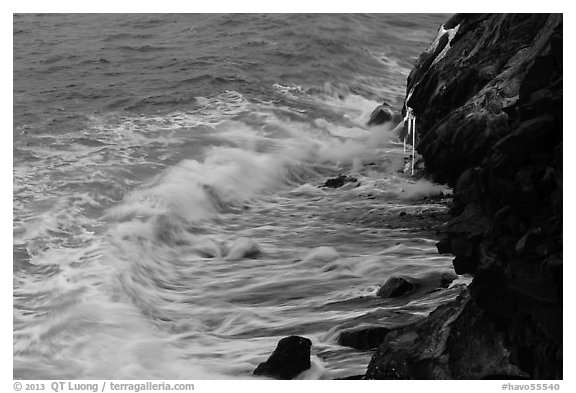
[13,13,463,379]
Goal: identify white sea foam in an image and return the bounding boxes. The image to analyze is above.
[14,87,458,380]
[295,356,326,380]
[303,246,341,264]
[399,178,450,200]
[225,238,263,260]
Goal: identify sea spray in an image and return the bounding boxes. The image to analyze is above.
[400,178,451,200]
[14,13,456,380]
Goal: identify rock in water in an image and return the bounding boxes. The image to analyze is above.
[377,276,418,298]
[322,175,357,188]
[253,336,312,379]
[376,272,457,299]
[367,104,400,126]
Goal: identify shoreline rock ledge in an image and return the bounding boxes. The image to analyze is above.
[367,14,562,379]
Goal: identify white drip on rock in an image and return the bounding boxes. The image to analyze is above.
[404,107,417,176]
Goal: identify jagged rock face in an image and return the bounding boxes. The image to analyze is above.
[408,14,560,185]
[405,14,562,379]
[366,291,526,379]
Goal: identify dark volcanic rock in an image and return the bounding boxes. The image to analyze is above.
[397,13,563,379]
[377,272,458,299]
[407,14,560,186]
[367,103,402,126]
[322,175,358,188]
[377,277,418,298]
[338,326,392,350]
[366,290,526,379]
[253,336,312,379]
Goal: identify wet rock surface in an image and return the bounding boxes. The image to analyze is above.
[376,276,418,298]
[366,290,526,379]
[253,336,312,379]
[322,175,358,189]
[370,13,563,379]
[377,272,457,299]
[367,103,402,126]
[337,326,392,350]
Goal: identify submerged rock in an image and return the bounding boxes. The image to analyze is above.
[322,175,358,189]
[253,336,312,379]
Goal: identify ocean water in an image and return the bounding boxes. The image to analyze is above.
[13,13,461,380]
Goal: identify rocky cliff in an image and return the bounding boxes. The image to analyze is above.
[367,13,562,379]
